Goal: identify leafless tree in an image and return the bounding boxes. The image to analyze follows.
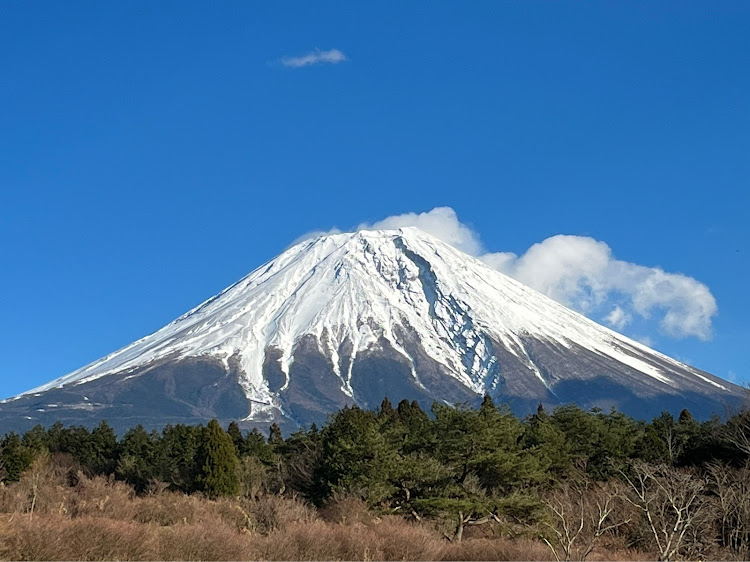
[446,509,503,542]
[25,451,51,521]
[621,462,711,562]
[706,462,750,560]
[725,410,750,457]
[541,479,630,561]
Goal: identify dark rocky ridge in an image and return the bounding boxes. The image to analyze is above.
[0,329,744,434]
[2,228,745,433]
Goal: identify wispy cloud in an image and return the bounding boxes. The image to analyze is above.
[281,48,347,68]
[605,305,632,331]
[361,207,483,256]
[301,207,719,342]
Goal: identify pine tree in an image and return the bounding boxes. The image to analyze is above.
[157,424,202,492]
[227,421,244,455]
[268,423,284,447]
[318,406,397,503]
[480,394,496,414]
[117,424,158,493]
[196,419,240,498]
[90,420,118,474]
[378,397,395,419]
[0,433,33,482]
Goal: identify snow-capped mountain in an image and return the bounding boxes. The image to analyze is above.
[1,228,744,431]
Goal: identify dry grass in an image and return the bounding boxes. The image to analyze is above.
[0,457,652,560]
[0,507,659,561]
[258,518,444,561]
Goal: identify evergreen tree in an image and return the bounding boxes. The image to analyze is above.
[479,394,496,414]
[279,426,323,500]
[268,423,284,447]
[0,432,33,482]
[245,428,276,464]
[156,424,202,492]
[378,397,396,420]
[196,419,240,498]
[117,424,158,492]
[317,406,397,504]
[227,421,244,455]
[89,420,117,474]
[45,422,66,454]
[522,409,571,477]
[396,399,413,419]
[22,425,50,455]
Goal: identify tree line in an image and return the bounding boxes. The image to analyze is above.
[3,397,750,560]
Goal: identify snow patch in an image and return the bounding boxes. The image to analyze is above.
[16,228,729,414]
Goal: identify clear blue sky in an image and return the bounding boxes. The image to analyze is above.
[1,1,748,399]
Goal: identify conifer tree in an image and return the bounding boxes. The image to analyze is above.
[117,424,158,493]
[378,397,395,419]
[480,393,496,413]
[196,419,240,498]
[157,424,202,492]
[318,406,397,503]
[268,422,284,447]
[0,433,33,482]
[90,420,118,474]
[227,421,244,455]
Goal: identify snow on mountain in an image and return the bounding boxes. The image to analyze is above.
[2,227,743,430]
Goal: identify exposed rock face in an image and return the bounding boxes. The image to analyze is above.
[1,228,744,432]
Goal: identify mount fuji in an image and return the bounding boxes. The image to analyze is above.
[1,228,744,431]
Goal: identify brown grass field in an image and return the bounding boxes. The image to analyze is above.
[0,455,651,561]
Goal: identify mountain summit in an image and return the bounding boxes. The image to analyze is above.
[2,228,743,430]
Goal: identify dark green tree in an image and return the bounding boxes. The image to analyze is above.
[196,419,240,498]
[117,424,158,492]
[317,406,397,504]
[245,428,276,464]
[22,425,50,455]
[0,432,34,482]
[156,423,202,492]
[227,421,244,455]
[89,420,118,474]
[378,396,396,420]
[522,408,571,478]
[279,426,323,500]
[268,423,284,447]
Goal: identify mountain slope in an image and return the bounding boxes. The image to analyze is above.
[1,228,743,431]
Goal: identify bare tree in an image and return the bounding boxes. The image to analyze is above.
[621,462,712,562]
[25,451,51,521]
[706,462,750,560]
[446,509,503,542]
[725,410,750,457]
[541,479,629,561]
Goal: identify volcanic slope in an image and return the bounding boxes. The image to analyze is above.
[1,228,743,431]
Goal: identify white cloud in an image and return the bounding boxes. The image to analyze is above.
[605,306,632,330]
[485,234,717,341]
[359,207,483,255]
[302,206,718,341]
[281,48,347,68]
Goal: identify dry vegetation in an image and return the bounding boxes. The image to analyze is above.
[4,402,750,561]
[0,454,656,561]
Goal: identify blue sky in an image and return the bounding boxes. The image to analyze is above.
[1,1,748,399]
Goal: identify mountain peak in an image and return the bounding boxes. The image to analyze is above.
[2,226,743,431]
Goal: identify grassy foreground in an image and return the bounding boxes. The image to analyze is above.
[0,454,648,561]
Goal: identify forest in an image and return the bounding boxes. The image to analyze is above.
[2,397,750,561]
